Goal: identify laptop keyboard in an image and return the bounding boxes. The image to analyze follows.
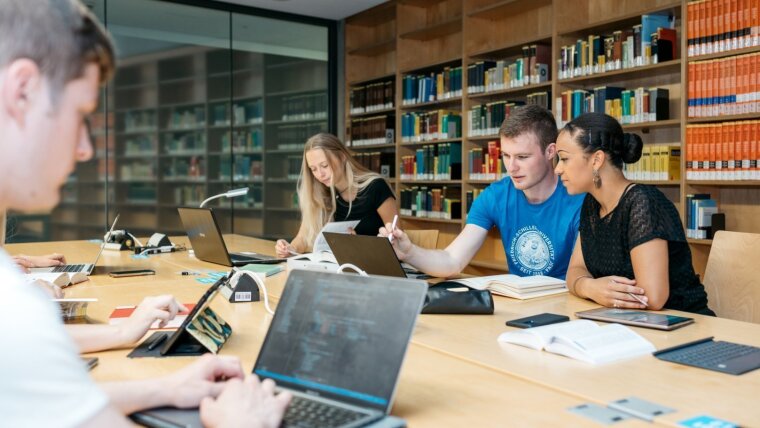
[281,395,370,428]
[51,264,86,273]
[664,341,759,367]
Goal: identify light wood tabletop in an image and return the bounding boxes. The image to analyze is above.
[8,235,755,427]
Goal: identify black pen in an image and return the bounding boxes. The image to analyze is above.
[147,333,167,351]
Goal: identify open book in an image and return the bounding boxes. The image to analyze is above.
[28,271,89,287]
[498,319,655,364]
[441,274,567,299]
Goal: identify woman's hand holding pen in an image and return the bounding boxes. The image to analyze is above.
[577,276,648,309]
[275,240,298,258]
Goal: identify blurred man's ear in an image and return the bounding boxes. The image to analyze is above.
[1,59,41,127]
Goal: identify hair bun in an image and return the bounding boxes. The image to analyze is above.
[621,133,643,164]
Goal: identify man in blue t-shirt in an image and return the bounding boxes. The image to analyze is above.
[381,105,584,279]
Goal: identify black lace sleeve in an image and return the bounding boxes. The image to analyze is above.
[625,186,685,251]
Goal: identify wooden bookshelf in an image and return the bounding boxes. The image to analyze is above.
[344,0,760,275]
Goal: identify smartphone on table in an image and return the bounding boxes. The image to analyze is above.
[506,313,570,329]
[108,269,156,278]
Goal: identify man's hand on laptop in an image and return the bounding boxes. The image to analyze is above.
[164,354,246,409]
[12,253,66,272]
[117,295,188,346]
[200,375,291,428]
[379,224,414,261]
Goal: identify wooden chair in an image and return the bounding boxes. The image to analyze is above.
[702,230,760,323]
[405,229,439,249]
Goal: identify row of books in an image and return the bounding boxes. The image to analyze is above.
[685,194,718,239]
[467,101,521,137]
[465,188,484,213]
[349,115,394,147]
[281,93,328,122]
[162,157,205,180]
[622,145,681,182]
[558,14,676,80]
[120,162,156,181]
[126,183,157,203]
[466,45,550,94]
[555,87,669,127]
[399,143,462,181]
[356,151,394,178]
[166,106,206,130]
[232,100,263,125]
[526,91,551,111]
[468,141,506,181]
[349,80,394,114]
[687,0,760,57]
[221,129,263,153]
[122,110,157,133]
[285,156,301,180]
[401,111,462,143]
[687,53,760,118]
[164,132,206,155]
[274,123,327,150]
[219,155,263,182]
[123,136,156,156]
[399,186,461,220]
[173,185,204,206]
[401,67,463,106]
[686,122,760,180]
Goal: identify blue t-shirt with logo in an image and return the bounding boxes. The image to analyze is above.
[467,178,584,279]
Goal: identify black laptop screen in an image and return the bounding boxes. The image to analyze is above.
[253,271,425,411]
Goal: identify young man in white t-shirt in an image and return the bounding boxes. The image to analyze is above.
[0,1,290,427]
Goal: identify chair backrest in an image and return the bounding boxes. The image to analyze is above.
[702,230,760,323]
[406,229,439,249]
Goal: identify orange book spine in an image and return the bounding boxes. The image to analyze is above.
[709,125,717,178]
[730,56,738,115]
[741,122,750,179]
[754,54,760,113]
[715,0,723,53]
[686,127,694,178]
[699,1,707,55]
[753,121,759,179]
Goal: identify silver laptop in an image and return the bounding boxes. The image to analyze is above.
[30,215,119,275]
[131,270,427,428]
[177,207,284,266]
[323,233,431,280]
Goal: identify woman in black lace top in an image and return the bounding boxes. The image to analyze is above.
[554,113,714,315]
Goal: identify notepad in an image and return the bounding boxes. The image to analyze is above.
[239,263,285,277]
[498,319,655,364]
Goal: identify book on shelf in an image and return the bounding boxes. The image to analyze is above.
[466,45,550,95]
[556,86,669,127]
[497,319,655,364]
[399,186,461,220]
[439,274,566,300]
[686,122,759,181]
[349,115,394,147]
[402,67,462,105]
[281,93,328,122]
[687,53,760,118]
[467,101,522,137]
[465,188,484,213]
[622,144,680,182]
[350,80,394,114]
[399,142,461,181]
[687,0,759,57]
[558,13,675,80]
[28,272,89,288]
[685,194,718,239]
[275,123,327,150]
[468,140,505,181]
[357,151,394,178]
[401,110,461,143]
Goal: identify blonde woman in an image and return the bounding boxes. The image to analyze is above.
[275,133,397,257]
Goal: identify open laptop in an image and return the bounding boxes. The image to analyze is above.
[323,232,430,280]
[177,207,284,266]
[131,270,427,428]
[30,214,119,275]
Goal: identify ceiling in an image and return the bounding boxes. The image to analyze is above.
[216,0,388,20]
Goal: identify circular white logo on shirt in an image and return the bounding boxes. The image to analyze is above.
[510,226,555,275]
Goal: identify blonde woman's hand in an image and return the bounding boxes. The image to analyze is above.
[275,240,295,258]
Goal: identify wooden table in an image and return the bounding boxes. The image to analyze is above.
[10,236,756,427]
